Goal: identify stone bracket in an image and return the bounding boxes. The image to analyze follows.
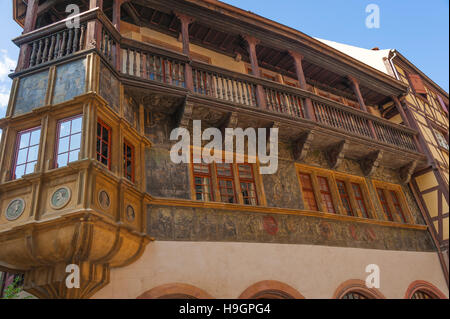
[292,131,315,161]
[360,150,383,176]
[325,140,348,169]
[399,160,418,184]
[176,99,194,129]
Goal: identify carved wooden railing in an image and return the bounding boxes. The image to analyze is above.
[13,9,419,152]
[191,64,257,107]
[121,43,186,88]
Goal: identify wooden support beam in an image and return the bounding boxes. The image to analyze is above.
[175,13,195,92]
[399,160,417,184]
[359,150,383,176]
[292,131,315,161]
[243,35,267,110]
[289,51,316,121]
[325,140,348,169]
[347,76,368,112]
[123,2,140,26]
[392,95,411,127]
[112,0,123,30]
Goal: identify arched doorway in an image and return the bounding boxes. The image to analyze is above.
[137,283,214,299]
[239,280,305,299]
[333,279,385,299]
[404,281,447,299]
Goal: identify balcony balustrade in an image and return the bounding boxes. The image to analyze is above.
[11,9,419,153]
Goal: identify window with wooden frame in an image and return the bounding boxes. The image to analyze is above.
[336,180,354,217]
[192,161,214,202]
[238,164,258,205]
[317,176,336,214]
[373,180,412,224]
[351,183,370,219]
[216,163,237,204]
[298,172,319,211]
[297,165,376,219]
[433,127,449,152]
[96,120,111,169]
[55,115,82,168]
[123,140,135,182]
[12,127,41,180]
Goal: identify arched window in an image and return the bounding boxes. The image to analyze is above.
[404,281,447,299]
[411,290,437,299]
[342,291,371,299]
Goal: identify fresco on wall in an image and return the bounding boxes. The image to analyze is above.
[99,63,120,114]
[123,93,138,128]
[53,59,86,105]
[14,70,49,115]
[148,205,435,252]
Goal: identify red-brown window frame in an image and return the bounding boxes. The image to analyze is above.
[216,163,237,204]
[191,161,215,202]
[96,119,112,170]
[352,183,370,219]
[12,126,41,180]
[377,188,393,222]
[54,115,83,169]
[317,176,336,214]
[336,180,354,217]
[390,190,407,223]
[237,163,259,206]
[123,140,135,182]
[299,172,318,211]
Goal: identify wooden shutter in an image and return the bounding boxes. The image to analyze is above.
[437,95,449,115]
[407,73,427,95]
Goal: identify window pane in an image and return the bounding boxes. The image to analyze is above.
[29,129,41,146]
[70,133,81,150]
[16,149,28,165]
[15,165,25,179]
[59,121,71,138]
[25,162,36,175]
[57,154,68,168]
[58,136,70,154]
[72,117,82,133]
[27,145,39,162]
[19,132,30,148]
[69,150,79,163]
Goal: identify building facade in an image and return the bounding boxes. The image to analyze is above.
[0,0,448,299]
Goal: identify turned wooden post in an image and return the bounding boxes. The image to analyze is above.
[16,0,39,71]
[113,0,122,70]
[289,51,316,121]
[176,13,195,92]
[348,76,377,139]
[243,35,267,109]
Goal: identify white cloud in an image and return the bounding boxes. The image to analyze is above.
[0,50,17,118]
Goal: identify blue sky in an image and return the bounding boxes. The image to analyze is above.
[0,0,448,120]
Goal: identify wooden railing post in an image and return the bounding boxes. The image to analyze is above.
[289,51,315,121]
[176,13,195,92]
[243,35,267,110]
[113,0,123,70]
[348,76,377,140]
[86,0,103,50]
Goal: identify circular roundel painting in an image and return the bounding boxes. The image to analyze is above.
[98,190,111,210]
[50,187,71,209]
[126,205,136,222]
[5,198,25,221]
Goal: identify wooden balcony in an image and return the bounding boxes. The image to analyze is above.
[11,9,424,170]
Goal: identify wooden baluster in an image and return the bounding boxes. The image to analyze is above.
[36,39,43,65]
[192,69,198,93]
[125,48,130,74]
[41,37,49,63]
[171,61,177,86]
[215,74,221,99]
[140,52,144,78]
[66,29,73,56]
[180,63,185,87]
[240,82,247,105]
[132,50,137,76]
[150,55,156,80]
[79,25,86,50]
[48,35,56,62]
[29,41,37,67]
[73,26,79,53]
[224,78,230,101]
[59,31,67,57]
[54,33,61,59]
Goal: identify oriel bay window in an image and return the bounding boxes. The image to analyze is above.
[96,120,111,169]
[189,157,262,206]
[296,165,375,219]
[55,115,82,168]
[13,127,41,179]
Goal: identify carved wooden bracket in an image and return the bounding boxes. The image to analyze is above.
[293,131,315,161]
[177,100,194,129]
[399,160,417,184]
[359,150,383,176]
[325,140,348,169]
